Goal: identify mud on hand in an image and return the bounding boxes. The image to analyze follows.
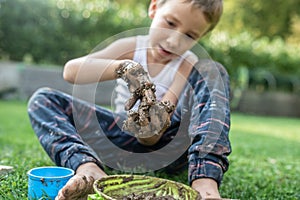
[116,61,175,146]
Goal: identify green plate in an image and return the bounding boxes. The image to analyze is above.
[88,174,201,200]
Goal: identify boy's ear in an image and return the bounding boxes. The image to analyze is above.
[148,0,157,19]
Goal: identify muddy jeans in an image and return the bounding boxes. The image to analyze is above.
[27,61,231,186]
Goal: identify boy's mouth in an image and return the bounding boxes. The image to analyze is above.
[158,45,172,56]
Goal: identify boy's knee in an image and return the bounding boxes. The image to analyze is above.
[34,87,53,96]
[27,87,54,109]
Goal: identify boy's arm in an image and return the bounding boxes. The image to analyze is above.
[161,55,196,105]
[63,37,136,84]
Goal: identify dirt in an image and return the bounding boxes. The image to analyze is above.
[121,192,176,200]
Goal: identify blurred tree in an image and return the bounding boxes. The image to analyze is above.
[0,0,61,62]
[240,0,300,39]
[0,0,299,69]
[0,0,150,65]
[217,0,300,40]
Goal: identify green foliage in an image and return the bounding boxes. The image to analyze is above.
[0,0,299,89]
[203,31,300,75]
[0,0,150,65]
[0,0,63,63]
[0,101,300,199]
[201,31,300,91]
[218,0,300,40]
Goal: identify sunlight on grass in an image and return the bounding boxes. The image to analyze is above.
[230,113,300,161]
[225,113,300,199]
[231,113,300,142]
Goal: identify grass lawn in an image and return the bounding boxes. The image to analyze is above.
[0,100,299,199]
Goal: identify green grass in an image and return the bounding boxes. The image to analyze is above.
[0,100,299,199]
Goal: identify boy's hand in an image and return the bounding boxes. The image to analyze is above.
[116,61,156,110]
[116,61,175,145]
[192,178,221,199]
[123,100,174,146]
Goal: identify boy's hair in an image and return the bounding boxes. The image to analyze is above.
[158,0,223,34]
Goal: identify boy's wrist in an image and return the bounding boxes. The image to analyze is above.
[115,60,138,79]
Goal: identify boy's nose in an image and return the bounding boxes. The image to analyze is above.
[165,31,182,49]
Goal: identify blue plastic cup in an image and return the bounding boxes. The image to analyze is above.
[27,166,74,200]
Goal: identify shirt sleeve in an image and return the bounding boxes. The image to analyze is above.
[185,59,232,186]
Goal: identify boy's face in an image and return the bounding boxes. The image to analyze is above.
[148,0,210,64]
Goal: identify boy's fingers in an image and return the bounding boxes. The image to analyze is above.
[125,94,139,111]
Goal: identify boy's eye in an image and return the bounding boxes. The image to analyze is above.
[166,19,175,27]
[186,34,195,40]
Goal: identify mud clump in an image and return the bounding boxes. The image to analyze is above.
[122,192,176,200]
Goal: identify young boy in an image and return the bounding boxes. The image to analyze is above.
[28,0,231,199]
